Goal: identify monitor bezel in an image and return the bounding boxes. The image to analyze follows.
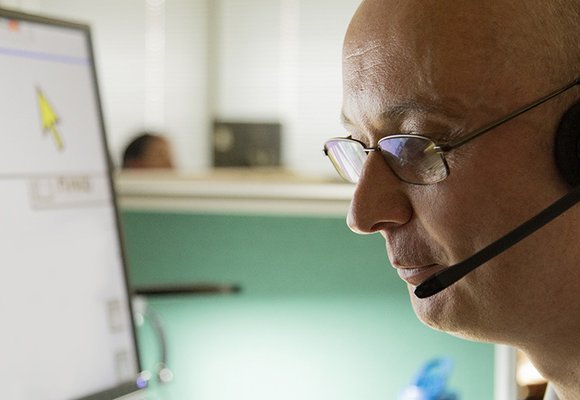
[0,6,147,399]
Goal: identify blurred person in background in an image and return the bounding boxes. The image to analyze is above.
[121,132,174,169]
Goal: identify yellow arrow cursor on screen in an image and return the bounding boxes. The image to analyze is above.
[37,88,64,150]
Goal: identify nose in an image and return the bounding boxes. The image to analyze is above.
[347,152,413,234]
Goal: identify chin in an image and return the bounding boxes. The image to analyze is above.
[408,285,492,342]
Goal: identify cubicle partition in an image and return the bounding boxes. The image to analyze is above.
[116,173,496,400]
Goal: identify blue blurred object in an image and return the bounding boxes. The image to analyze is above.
[398,357,459,400]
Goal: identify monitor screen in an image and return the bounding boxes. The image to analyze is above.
[0,8,146,400]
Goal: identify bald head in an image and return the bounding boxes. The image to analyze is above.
[517,0,580,82]
[345,0,579,90]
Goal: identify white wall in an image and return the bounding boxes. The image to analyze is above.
[293,0,359,176]
[0,0,360,176]
[213,0,282,121]
[165,0,210,171]
[213,0,359,176]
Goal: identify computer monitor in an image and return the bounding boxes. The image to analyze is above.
[0,8,147,400]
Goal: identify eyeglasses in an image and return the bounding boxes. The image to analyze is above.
[324,78,579,185]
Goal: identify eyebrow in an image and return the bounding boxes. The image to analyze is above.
[340,100,466,129]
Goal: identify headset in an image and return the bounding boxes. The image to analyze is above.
[555,98,580,187]
[415,87,580,298]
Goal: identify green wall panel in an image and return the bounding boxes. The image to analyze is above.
[122,210,494,400]
[122,211,398,296]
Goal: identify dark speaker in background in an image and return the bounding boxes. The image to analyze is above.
[212,121,282,168]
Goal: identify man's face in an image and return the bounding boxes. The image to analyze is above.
[342,0,571,341]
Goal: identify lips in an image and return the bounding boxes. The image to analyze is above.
[395,264,447,287]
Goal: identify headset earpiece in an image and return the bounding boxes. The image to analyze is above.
[555,100,580,187]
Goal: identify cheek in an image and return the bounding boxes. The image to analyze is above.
[409,185,488,263]
[415,144,538,259]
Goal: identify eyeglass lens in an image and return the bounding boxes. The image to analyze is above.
[325,137,448,184]
[378,137,448,184]
[324,139,366,183]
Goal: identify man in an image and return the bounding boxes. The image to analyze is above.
[324,1,579,398]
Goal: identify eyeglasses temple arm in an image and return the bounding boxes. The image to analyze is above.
[443,78,580,151]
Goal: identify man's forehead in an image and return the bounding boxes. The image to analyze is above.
[341,0,531,110]
[344,0,503,57]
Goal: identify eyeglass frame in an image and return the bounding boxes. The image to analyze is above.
[324,77,580,184]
